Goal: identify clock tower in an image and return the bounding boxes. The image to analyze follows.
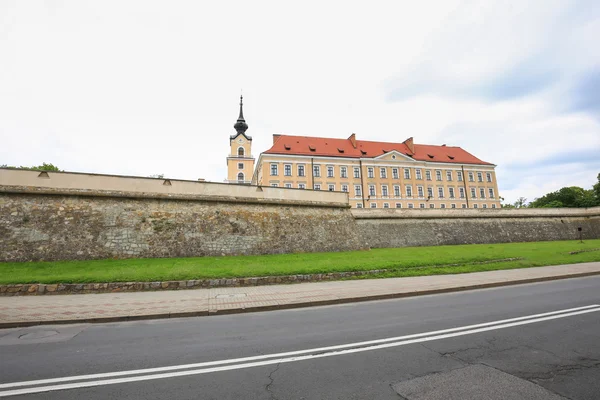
[226,95,255,184]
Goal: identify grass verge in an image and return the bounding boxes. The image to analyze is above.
[1,240,600,285]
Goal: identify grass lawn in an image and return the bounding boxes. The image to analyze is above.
[1,239,600,285]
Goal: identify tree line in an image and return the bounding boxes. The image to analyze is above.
[503,173,600,208]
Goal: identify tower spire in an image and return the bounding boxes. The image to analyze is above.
[234,94,248,135]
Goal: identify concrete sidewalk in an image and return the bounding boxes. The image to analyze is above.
[2,262,600,328]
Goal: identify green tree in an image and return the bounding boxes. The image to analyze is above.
[513,197,528,208]
[530,186,598,208]
[593,173,600,203]
[1,163,62,171]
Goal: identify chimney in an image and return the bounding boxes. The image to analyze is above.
[403,137,415,153]
[348,133,357,148]
[272,134,281,144]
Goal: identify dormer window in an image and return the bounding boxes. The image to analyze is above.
[427,154,434,159]
[309,145,316,152]
[284,144,291,150]
[337,148,344,153]
[448,155,455,160]
[360,150,367,155]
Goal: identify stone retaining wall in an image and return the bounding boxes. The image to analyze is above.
[352,208,600,248]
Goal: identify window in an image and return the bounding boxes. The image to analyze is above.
[238,147,245,156]
[470,188,477,198]
[394,185,401,197]
[438,187,444,198]
[429,203,435,208]
[381,185,389,197]
[270,164,278,176]
[492,204,497,209]
[480,188,486,199]
[238,163,244,170]
[419,203,425,209]
[408,203,414,209]
[395,203,402,208]
[341,184,349,193]
[298,165,305,177]
[327,166,334,178]
[446,170,453,181]
[355,185,362,197]
[425,170,432,181]
[392,168,399,179]
[369,185,376,196]
[457,171,463,181]
[314,184,321,190]
[473,204,478,209]
[448,187,455,198]
[406,185,413,197]
[488,188,495,198]
[367,167,374,178]
[341,166,348,178]
[356,203,363,208]
[270,183,278,187]
[440,204,446,209]
[404,168,411,179]
[284,183,292,188]
[483,204,488,209]
[370,203,377,208]
[435,170,442,181]
[284,164,292,176]
[459,187,465,198]
[462,204,467,209]
[313,165,321,177]
[477,172,483,182]
[380,167,387,178]
[451,204,456,209]
[237,172,244,181]
[328,184,335,192]
[468,172,474,182]
[416,169,422,180]
[427,187,434,198]
[353,167,360,178]
[298,183,306,189]
[486,172,492,182]
[417,186,424,198]
[383,203,390,208]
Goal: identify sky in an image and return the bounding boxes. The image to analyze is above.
[1,0,599,203]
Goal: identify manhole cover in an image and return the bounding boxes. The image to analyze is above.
[215,293,247,299]
[19,330,59,340]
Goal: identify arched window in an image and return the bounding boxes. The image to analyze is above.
[237,172,244,182]
[238,147,245,156]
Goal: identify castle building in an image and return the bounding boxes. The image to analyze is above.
[226,98,501,209]
[225,96,255,184]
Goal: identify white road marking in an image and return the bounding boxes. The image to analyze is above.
[0,304,598,397]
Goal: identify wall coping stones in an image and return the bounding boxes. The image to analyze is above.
[0,269,389,296]
[352,207,600,219]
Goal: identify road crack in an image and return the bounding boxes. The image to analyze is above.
[265,362,281,400]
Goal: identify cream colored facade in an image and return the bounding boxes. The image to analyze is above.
[253,152,501,209]
[225,96,255,184]
[226,133,254,184]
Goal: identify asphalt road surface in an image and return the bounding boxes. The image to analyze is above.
[1,276,600,399]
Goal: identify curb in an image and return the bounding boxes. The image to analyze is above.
[2,270,600,329]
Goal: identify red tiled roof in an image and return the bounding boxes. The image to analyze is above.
[263,135,493,165]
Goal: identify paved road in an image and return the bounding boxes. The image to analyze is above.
[1,276,599,399]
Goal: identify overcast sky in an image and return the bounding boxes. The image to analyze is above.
[1,0,599,203]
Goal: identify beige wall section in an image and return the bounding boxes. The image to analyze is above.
[0,168,348,207]
[254,154,501,209]
[226,134,255,183]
